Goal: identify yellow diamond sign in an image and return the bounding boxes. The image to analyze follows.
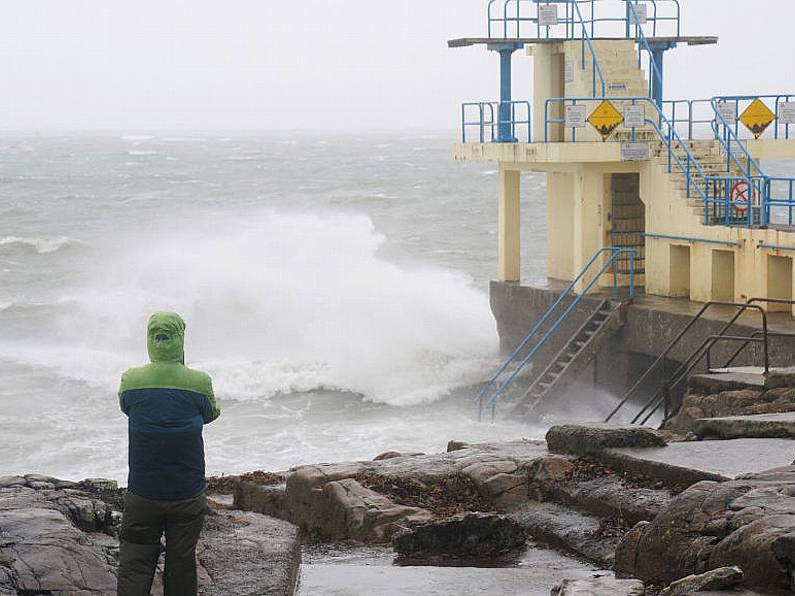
[740,98,776,139]
[588,100,624,141]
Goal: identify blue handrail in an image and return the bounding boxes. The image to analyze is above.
[626,2,664,100]
[570,1,607,97]
[476,246,636,421]
[461,101,532,143]
[544,96,712,201]
[487,0,681,40]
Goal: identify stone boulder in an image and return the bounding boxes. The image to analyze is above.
[392,512,526,560]
[0,488,118,595]
[660,566,744,595]
[546,424,666,456]
[614,466,795,592]
[551,574,645,595]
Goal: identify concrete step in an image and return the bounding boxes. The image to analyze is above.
[509,503,621,567]
[539,475,673,527]
[595,438,795,489]
[695,412,795,440]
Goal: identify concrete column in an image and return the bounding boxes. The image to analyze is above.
[572,165,607,293]
[499,167,521,282]
[530,43,564,143]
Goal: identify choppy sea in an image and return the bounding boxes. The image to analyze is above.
[0,132,557,482]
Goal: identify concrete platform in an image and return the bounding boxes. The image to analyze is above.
[696,412,795,440]
[600,439,795,486]
[690,368,767,394]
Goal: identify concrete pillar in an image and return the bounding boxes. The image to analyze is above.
[498,167,521,282]
[572,165,606,293]
[529,43,564,143]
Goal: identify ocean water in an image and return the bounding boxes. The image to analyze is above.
[0,132,553,482]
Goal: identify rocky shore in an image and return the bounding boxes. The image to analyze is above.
[2,381,795,595]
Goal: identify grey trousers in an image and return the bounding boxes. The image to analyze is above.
[117,491,207,596]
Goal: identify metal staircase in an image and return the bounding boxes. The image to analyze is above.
[511,299,624,418]
[476,247,637,422]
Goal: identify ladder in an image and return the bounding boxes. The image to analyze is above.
[512,300,623,418]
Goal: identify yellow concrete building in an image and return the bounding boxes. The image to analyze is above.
[453,1,795,314]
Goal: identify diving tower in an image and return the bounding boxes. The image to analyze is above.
[452,0,795,311]
[453,1,795,424]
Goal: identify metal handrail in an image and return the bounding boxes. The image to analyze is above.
[478,247,636,421]
[462,101,532,144]
[545,96,713,202]
[632,302,770,424]
[604,300,770,423]
[634,332,768,425]
[718,298,795,367]
[487,0,681,40]
[626,2,663,100]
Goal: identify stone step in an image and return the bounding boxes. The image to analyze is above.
[509,503,621,567]
[539,476,673,527]
[695,412,795,440]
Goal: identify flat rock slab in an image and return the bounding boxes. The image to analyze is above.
[696,412,795,440]
[603,438,795,485]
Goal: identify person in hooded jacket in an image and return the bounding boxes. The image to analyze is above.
[116,312,220,596]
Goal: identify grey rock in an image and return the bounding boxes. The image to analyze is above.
[80,478,119,491]
[392,512,526,560]
[660,566,744,595]
[615,466,795,592]
[695,412,795,440]
[546,424,666,456]
[551,574,645,595]
[0,477,25,489]
[199,510,301,596]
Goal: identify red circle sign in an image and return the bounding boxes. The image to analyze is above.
[731,181,752,213]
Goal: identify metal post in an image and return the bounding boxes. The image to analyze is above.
[651,46,665,107]
[492,44,520,143]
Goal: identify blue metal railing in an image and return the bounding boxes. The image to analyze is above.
[461,101,532,143]
[626,2,664,101]
[487,0,681,40]
[662,95,795,141]
[545,96,713,200]
[475,246,636,422]
[544,95,795,229]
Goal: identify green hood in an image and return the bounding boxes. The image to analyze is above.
[147,312,186,364]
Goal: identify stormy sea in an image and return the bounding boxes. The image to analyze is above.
[0,132,559,482]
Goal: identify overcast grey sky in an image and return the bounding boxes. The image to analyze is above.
[0,0,792,131]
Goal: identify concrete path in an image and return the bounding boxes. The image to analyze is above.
[604,438,795,482]
[298,545,600,596]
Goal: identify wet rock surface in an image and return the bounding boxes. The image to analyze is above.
[614,465,795,592]
[0,475,301,596]
[392,512,526,561]
[695,412,795,440]
[234,440,550,542]
[659,565,744,595]
[546,424,666,456]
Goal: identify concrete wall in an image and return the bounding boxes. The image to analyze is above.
[490,282,795,392]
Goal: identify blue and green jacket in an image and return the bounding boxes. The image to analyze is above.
[118,312,220,501]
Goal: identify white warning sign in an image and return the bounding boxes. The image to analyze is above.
[621,142,650,161]
[716,102,737,124]
[538,5,559,27]
[565,105,587,128]
[779,102,795,126]
[629,3,647,24]
[565,60,574,83]
[624,104,646,128]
